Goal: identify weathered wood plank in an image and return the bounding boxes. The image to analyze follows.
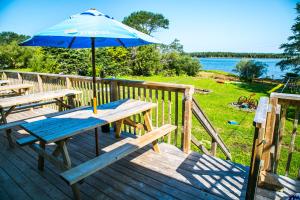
[0,83,33,92]
[61,124,176,185]
[192,98,231,160]
[0,89,81,108]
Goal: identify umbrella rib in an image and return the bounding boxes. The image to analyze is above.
[68,37,77,48]
[116,38,126,47]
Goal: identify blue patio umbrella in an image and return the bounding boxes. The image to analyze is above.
[21,9,160,156]
[21,8,160,113]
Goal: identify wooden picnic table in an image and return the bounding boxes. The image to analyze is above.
[0,89,81,147]
[0,83,33,96]
[19,99,157,171]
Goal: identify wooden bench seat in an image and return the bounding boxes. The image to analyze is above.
[16,135,37,146]
[0,83,33,92]
[60,124,177,200]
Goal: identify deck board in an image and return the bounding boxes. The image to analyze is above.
[0,108,298,200]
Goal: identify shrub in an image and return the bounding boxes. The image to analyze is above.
[162,52,201,76]
[233,59,267,81]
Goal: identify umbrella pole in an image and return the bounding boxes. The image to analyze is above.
[91,37,99,156]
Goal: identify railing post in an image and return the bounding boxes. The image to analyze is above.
[246,97,269,200]
[211,138,217,156]
[110,80,119,101]
[66,77,72,89]
[285,106,299,176]
[17,72,23,83]
[2,71,7,80]
[182,86,194,154]
[261,97,278,171]
[37,74,43,92]
[274,104,287,173]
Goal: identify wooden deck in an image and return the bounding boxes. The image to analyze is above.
[0,108,299,200]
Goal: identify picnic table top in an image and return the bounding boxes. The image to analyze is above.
[0,83,33,91]
[21,99,157,143]
[0,89,81,108]
[0,80,9,85]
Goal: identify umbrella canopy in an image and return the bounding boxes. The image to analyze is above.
[20,9,160,48]
[21,9,160,156]
[21,8,160,113]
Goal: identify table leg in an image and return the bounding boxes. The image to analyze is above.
[68,95,76,109]
[0,108,14,148]
[59,141,71,169]
[24,88,29,95]
[95,128,99,156]
[38,141,46,171]
[58,97,64,111]
[143,110,160,153]
[115,119,124,138]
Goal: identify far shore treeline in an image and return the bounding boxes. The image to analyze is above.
[189,52,285,59]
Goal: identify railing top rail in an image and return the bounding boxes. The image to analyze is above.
[271,92,300,102]
[1,70,194,92]
[253,97,269,127]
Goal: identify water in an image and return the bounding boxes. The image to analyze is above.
[199,57,288,79]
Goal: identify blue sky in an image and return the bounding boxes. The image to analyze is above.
[0,0,298,53]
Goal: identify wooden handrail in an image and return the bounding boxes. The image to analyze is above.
[1,70,195,154]
[192,98,232,160]
[247,93,300,199]
[1,70,193,92]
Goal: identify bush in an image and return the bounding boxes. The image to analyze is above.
[162,52,201,76]
[130,45,162,76]
[0,41,34,69]
[233,59,267,82]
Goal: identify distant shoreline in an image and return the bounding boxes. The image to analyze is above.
[188,52,286,59]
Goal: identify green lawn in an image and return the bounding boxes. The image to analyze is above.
[121,74,300,178]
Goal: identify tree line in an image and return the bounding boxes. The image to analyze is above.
[189,52,285,59]
[0,11,201,77]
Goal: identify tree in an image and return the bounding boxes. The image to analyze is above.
[233,59,267,82]
[0,31,29,45]
[0,41,34,69]
[123,11,169,35]
[162,52,200,76]
[277,3,300,73]
[130,45,162,76]
[29,48,58,73]
[161,39,184,54]
[42,48,89,75]
[95,47,131,77]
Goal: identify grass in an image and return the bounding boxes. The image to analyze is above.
[120,74,300,179]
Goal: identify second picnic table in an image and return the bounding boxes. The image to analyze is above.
[19,99,158,170]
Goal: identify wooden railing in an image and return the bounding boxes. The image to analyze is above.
[1,70,232,158]
[266,92,300,177]
[246,92,300,199]
[246,97,269,200]
[1,70,194,153]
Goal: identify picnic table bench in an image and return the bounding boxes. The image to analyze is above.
[0,89,81,147]
[0,83,33,96]
[16,99,176,200]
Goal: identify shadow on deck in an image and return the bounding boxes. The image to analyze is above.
[0,108,298,200]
